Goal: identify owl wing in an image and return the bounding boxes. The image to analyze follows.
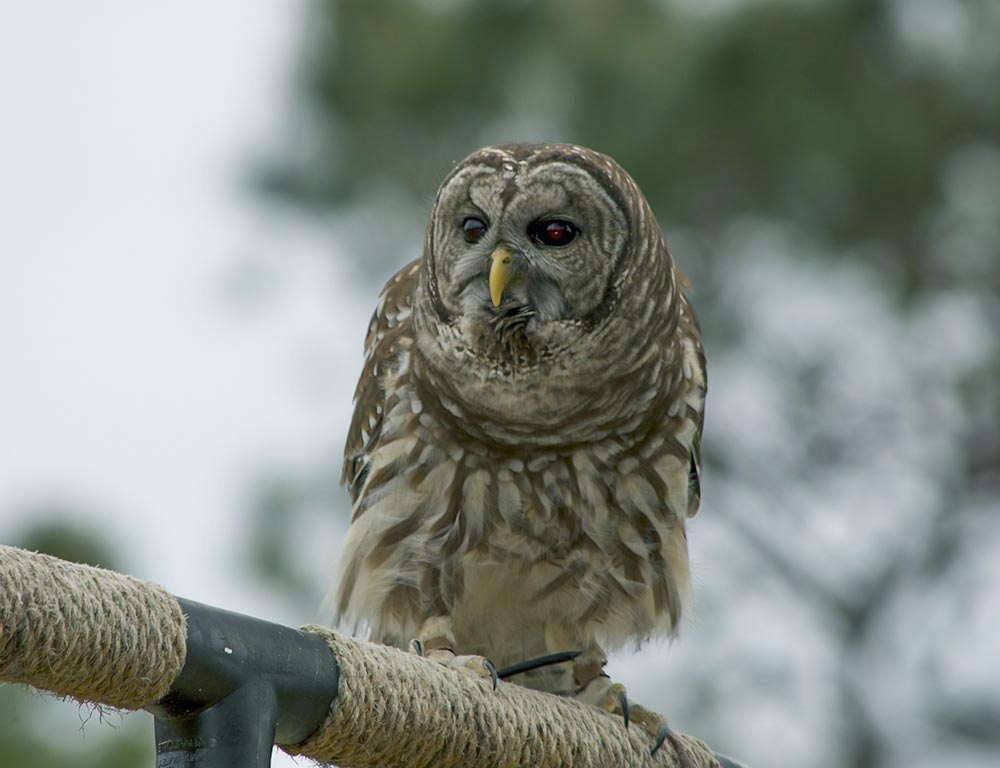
[677,288,707,518]
[688,429,703,517]
[342,259,421,504]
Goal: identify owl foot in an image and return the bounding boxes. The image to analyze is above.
[409,638,498,689]
[409,616,498,690]
[575,674,692,765]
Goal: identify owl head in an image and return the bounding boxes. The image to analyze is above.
[413,143,682,432]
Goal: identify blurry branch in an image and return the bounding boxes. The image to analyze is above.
[717,466,969,634]
[717,481,970,768]
[936,703,1000,747]
[714,506,850,618]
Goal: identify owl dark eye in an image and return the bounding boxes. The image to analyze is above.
[462,217,488,243]
[528,219,578,247]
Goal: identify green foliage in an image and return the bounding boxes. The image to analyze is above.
[0,687,150,768]
[260,0,1000,289]
[14,514,124,571]
[243,469,351,615]
[255,4,1000,764]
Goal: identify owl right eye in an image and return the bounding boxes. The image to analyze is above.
[462,217,488,243]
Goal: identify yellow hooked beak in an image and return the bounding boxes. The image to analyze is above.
[489,246,515,307]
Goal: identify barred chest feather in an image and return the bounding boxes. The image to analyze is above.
[335,339,703,668]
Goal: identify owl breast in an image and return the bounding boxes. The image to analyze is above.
[334,345,698,663]
[414,309,679,448]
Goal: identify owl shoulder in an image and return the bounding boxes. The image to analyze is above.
[341,259,421,501]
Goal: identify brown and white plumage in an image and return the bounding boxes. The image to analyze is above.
[335,143,706,704]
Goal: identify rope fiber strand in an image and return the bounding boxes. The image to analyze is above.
[0,544,722,767]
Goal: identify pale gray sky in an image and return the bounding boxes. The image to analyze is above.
[0,5,363,764]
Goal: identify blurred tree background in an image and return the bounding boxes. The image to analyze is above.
[3,1,998,767]
[254,1,1000,767]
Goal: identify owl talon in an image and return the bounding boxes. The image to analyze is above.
[484,658,498,690]
[651,725,694,768]
[409,630,498,688]
[574,672,682,759]
[651,725,669,756]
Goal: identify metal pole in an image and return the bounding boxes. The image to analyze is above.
[146,599,339,768]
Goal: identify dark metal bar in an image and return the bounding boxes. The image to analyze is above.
[146,599,338,768]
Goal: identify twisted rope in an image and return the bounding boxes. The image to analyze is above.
[0,544,185,709]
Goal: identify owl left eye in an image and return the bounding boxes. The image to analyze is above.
[528,219,578,247]
[462,217,488,243]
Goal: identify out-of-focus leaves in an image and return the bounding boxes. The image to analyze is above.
[244,469,350,617]
[259,0,1000,291]
[247,476,320,608]
[14,513,124,571]
[253,1,1000,766]
[0,688,150,768]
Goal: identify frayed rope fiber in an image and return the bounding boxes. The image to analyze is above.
[0,544,186,709]
[291,626,720,768]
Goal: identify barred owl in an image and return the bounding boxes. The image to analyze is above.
[335,143,706,756]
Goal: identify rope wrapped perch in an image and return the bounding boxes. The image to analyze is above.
[293,626,718,768]
[0,544,722,767]
[0,544,186,709]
